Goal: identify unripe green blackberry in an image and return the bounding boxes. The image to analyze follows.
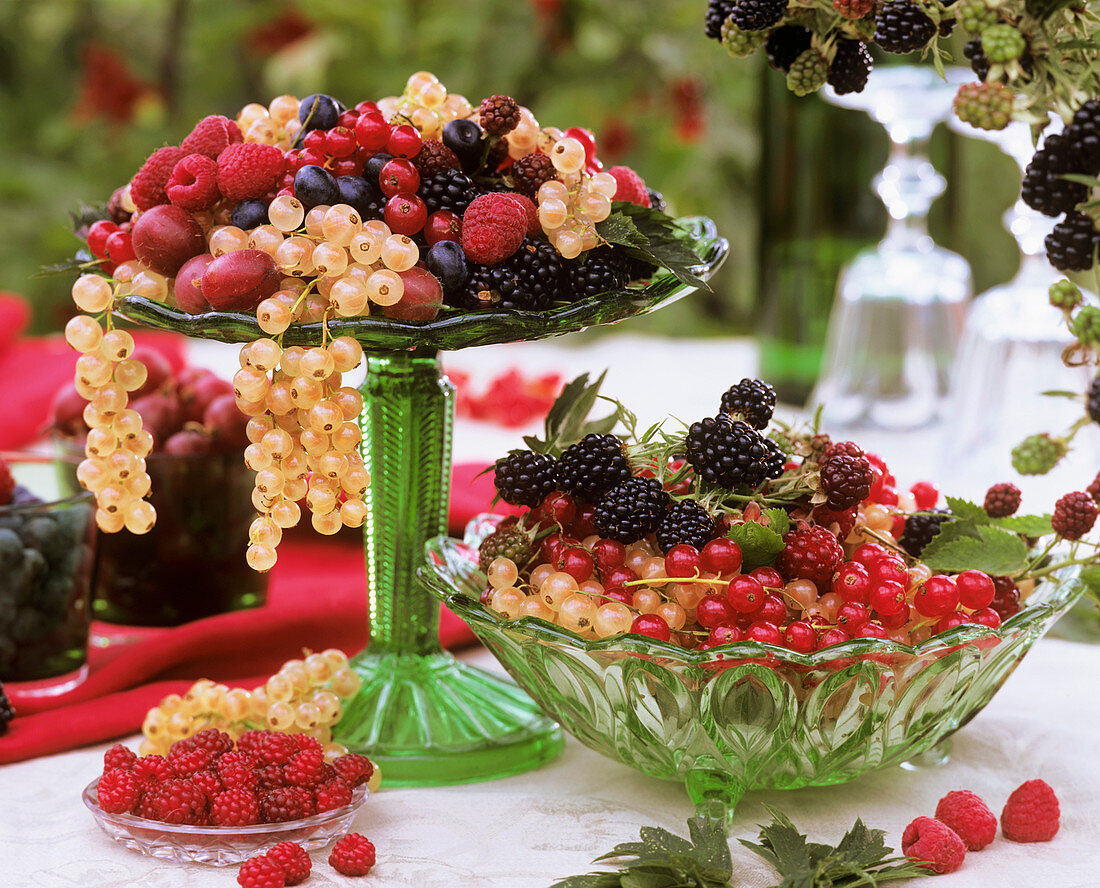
[721,17,766,57]
[786,49,829,97]
[1049,279,1083,311]
[953,82,1013,131]
[1070,304,1100,350]
[981,23,1026,63]
[478,525,533,573]
[1010,433,1067,476]
[956,0,998,34]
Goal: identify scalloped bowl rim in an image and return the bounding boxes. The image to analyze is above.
[421,524,1084,668]
[83,777,368,836]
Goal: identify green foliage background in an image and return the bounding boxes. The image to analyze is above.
[0,0,1017,336]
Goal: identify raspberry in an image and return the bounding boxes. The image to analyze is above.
[990,575,1021,620]
[461,193,527,265]
[333,754,375,789]
[130,146,186,210]
[266,842,312,886]
[257,763,285,789]
[1050,279,1083,311]
[191,768,223,797]
[981,23,1026,63]
[503,192,540,236]
[1011,433,1066,475]
[606,166,651,207]
[329,833,376,877]
[902,816,967,874]
[217,751,260,791]
[217,142,286,201]
[283,750,325,787]
[478,94,520,137]
[292,733,324,755]
[210,788,261,826]
[776,524,844,588]
[237,729,275,757]
[97,768,143,814]
[0,457,14,505]
[167,745,215,778]
[873,1,937,54]
[820,453,872,510]
[103,743,137,773]
[181,114,242,158]
[256,731,300,766]
[237,855,286,888]
[1002,779,1060,842]
[412,139,461,176]
[510,152,557,199]
[132,754,176,786]
[720,19,766,58]
[315,777,353,812]
[953,82,1013,131]
[786,49,828,97]
[1052,490,1098,539]
[935,790,998,851]
[260,786,307,823]
[165,153,221,211]
[832,0,873,17]
[147,777,208,824]
[820,439,864,464]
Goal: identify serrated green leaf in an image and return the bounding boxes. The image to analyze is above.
[944,497,988,524]
[762,508,790,538]
[1079,566,1100,605]
[920,524,1029,575]
[528,371,613,456]
[32,252,99,278]
[728,521,785,571]
[600,203,711,291]
[597,211,651,251]
[740,807,813,877]
[686,817,733,881]
[832,819,890,869]
[549,874,622,888]
[994,514,1053,536]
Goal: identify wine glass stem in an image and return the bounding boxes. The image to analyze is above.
[358,348,453,656]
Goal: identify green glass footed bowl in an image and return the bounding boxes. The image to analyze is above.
[114,217,726,351]
[420,516,1085,822]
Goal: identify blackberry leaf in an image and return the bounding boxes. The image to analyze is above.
[921,525,1029,575]
[728,520,785,571]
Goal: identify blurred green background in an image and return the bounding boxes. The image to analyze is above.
[0,0,1020,337]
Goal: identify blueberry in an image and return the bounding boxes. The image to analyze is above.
[336,176,383,217]
[363,152,393,186]
[294,165,340,209]
[424,241,468,294]
[442,119,485,173]
[298,94,341,132]
[230,199,270,230]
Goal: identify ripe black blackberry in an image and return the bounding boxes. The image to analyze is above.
[1088,374,1100,424]
[510,153,557,199]
[1046,212,1100,273]
[827,39,873,96]
[963,39,990,80]
[0,680,11,736]
[873,2,937,54]
[983,482,1022,519]
[564,247,631,301]
[1021,133,1089,218]
[705,0,737,39]
[592,477,671,544]
[685,415,769,489]
[899,509,951,558]
[719,378,776,430]
[820,453,872,510]
[459,238,563,311]
[647,189,668,213]
[765,25,812,72]
[493,450,559,507]
[556,434,632,500]
[412,139,460,176]
[419,169,478,215]
[761,437,787,481]
[656,500,717,552]
[730,0,786,31]
[1067,100,1100,175]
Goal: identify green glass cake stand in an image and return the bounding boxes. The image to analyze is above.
[117,216,728,787]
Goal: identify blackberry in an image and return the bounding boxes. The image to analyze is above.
[1067,100,1100,175]
[760,437,787,480]
[983,482,1021,518]
[592,477,671,544]
[1046,212,1099,273]
[705,0,737,39]
[719,378,776,429]
[647,189,668,213]
[765,25,812,72]
[1088,374,1100,424]
[787,49,828,96]
[990,575,1020,620]
[1052,490,1098,539]
[493,450,559,507]
[459,238,563,311]
[0,680,11,736]
[1088,470,1100,504]
[478,94,521,137]
[981,23,1025,63]
[564,247,631,301]
[412,139,460,176]
[685,415,769,489]
[730,0,786,31]
[1049,279,1083,310]
[556,434,632,500]
[1011,433,1066,475]
[963,38,991,81]
[478,524,533,573]
[820,453,872,510]
[656,500,717,552]
[899,509,951,558]
[1021,133,1089,217]
[419,169,478,215]
[510,153,557,199]
[827,38,873,96]
[873,2,937,54]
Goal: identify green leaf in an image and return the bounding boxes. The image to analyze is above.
[728,521,785,572]
[597,211,651,251]
[994,514,1053,536]
[1061,173,1100,189]
[1040,390,1082,400]
[599,203,712,291]
[762,508,790,538]
[920,524,1029,575]
[32,252,100,279]
[1079,566,1100,605]
[687,817,733,881]
[525,371,614,456]
[944,497,988,524]
[548,874,622,888]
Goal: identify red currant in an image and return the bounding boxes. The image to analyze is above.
[354,113,391,152]
[354,100,379,115]
[424,210,462,246]
[890,514,906,538]
[753,594,788,626]
[602,588,632,606]
[750,566,783,589]
[867,462,885,502]
[573,504,598,538]
[971,607,1002,629]
[539,533,567,565]
[878,486,899,506]
[696,594,735,628]
[105,230,136,263]
[851,542,888,567]
[817,627,850,649]
[726,575,765,613]
[699,538,742,574]
[338,109,360,128]
[300,148,327,168]
[835,602,870,632]
[324,126,358,158]
[935,611,969,633]
[556,546,594,584]
[602,566,637,589]
[386,123,422,159]
[832,561,872,603]
[746,621,783,645]
[783,620,816,653]
[384,193,427,235]
[914,575,960,618]
[869,557,908,586]
[303,130,327,152]
[592,539,626,572]
[540,492,577,528]
[878,603,910,630]
[856,622,889,639]
[910,481,939,510]
[708,623,742,645]
[869,580,907,616]
[630,613,670,642]
[664,544,700,578]
[379,158,420,197]
[333,157,363,177]
[87,220,118,258]
[480,587,493,605]
[955,569,995,610]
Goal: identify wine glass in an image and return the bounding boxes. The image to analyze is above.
[810,67,974,431]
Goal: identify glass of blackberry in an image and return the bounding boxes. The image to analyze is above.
[810,66,973,431]
[0,453,97,697]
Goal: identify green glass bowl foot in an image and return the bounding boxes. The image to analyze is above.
[332,650,564,786]
[685,762,745,830]
[900,737,952,771]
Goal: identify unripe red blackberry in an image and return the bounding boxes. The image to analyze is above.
[953,82,1013,131]
[990,575,1021,620]
[1088,470,1100,503]
[478,94,521,137]
[509,152,557,199]
[832,0,873,18]
[983,482,1021,518]
[820,453,873,510]
[1052,490,1098,539]
[776,524,844,587]
[412,139,461,176]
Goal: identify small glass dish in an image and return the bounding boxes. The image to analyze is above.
[83,778,369,866]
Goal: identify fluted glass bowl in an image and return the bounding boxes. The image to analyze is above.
[420,516,1084,822]
[83,779,368,866]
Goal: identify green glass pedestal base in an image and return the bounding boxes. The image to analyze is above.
[333,650,564,786]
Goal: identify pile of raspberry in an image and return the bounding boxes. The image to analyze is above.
[95,729,373,827]
[236,833,375,886]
